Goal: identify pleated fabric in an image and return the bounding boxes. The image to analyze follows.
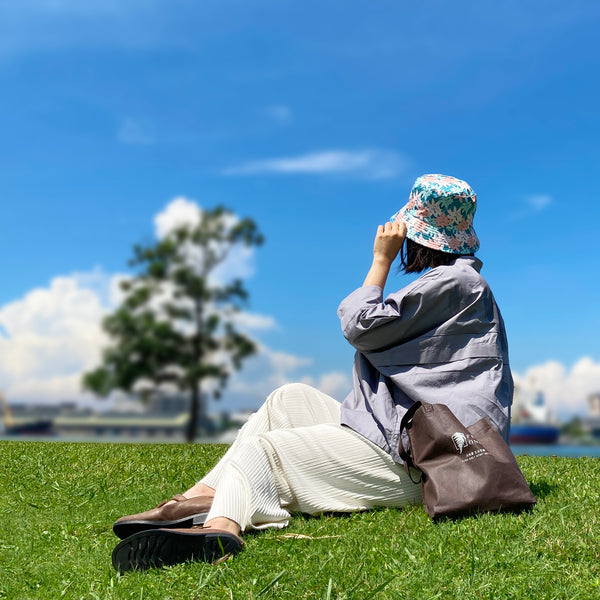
[201,383,422,531]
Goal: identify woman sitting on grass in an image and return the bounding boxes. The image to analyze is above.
[112,174,513,572]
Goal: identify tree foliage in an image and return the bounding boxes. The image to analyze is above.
[82,205,264,441]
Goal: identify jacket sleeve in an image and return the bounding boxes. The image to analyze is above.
[337,273,457,353]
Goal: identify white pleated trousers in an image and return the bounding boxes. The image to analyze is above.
[200,383,422,531]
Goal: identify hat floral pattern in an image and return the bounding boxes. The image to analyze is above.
[391,174,480,254]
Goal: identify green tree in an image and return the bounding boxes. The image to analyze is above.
[83,205,264,442]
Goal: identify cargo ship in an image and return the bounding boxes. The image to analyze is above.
[0,391,54,436]
[510,390,560,445]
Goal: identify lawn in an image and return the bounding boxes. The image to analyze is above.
[1,441,599,600]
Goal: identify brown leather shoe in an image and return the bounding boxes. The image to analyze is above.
[113,494,212,539]
[112,527,244,572]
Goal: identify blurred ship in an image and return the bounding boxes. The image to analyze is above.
[0,391,54,435]
[510,389,560,445]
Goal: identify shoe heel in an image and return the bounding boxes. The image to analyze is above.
[192,512,209,526]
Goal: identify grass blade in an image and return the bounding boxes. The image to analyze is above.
[258,570,287,596]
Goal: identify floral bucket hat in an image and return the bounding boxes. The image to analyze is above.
[390,174,480,254]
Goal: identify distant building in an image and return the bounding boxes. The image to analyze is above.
[147,392,190,415]
[1,392,252,441]
[583,392,600,439]
[589,392,600,417]
[54,411,190,439]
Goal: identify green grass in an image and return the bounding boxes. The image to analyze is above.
[1,442,599,600]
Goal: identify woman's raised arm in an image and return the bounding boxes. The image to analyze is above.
[362,221,406,289]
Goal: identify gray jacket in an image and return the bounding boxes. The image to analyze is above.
[337,256,513,464]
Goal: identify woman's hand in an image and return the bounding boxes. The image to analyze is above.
[362,221,407,289]
[373,221,407,265]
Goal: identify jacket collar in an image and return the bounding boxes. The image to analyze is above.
[453,255,483,273]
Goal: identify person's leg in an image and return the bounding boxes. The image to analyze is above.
[113,383,342,538]
[199,422,422,535]
[261,423,423,516]
[113,422,421,570]
[113,434,288,570]
[201,434,294,532]
[183,383,341,499]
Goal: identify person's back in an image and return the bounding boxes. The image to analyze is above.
[339,174,513,462]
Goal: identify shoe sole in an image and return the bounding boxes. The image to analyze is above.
[112,528,243,572]
[113,512,208,539]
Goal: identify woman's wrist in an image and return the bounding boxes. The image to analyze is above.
[372,254,394,268]
[363,257,392,288]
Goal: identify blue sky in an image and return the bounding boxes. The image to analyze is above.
[0,1,598,418]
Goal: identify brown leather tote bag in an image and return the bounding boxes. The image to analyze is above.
[399,401,537,520]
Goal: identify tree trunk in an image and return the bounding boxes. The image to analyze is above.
[187,296,204,443]
[186,382,200,443]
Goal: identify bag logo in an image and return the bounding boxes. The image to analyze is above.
[451,432,468,454]
[451,431,489,462]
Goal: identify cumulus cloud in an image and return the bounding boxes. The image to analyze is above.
[227,344,352,407]
[154,197,202,237]
[300,371,352,401]
[228,346,312,398]
[0,270,279,407]
[153,197,257,284]
[514,356,600,420]
[0,197,281,407]
[0,271,117,403]
[222,148,408,180]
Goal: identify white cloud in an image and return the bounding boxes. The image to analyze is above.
[227,346,312,403]
[117,117,154,145]
[0,269,279,407]
[300,371,352,402]
[222,148,408,180]
[0,272,117,403]
[230,312,278,331]
[8,373,89,404]
[153,197,257,283]
[514,356,600,420]
[0,197,276,407]
[226,343,352,410]
[154,197,202,238]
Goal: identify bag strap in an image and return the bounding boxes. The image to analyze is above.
[398,401,422,483]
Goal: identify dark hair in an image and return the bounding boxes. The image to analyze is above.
[400,238,472,273]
